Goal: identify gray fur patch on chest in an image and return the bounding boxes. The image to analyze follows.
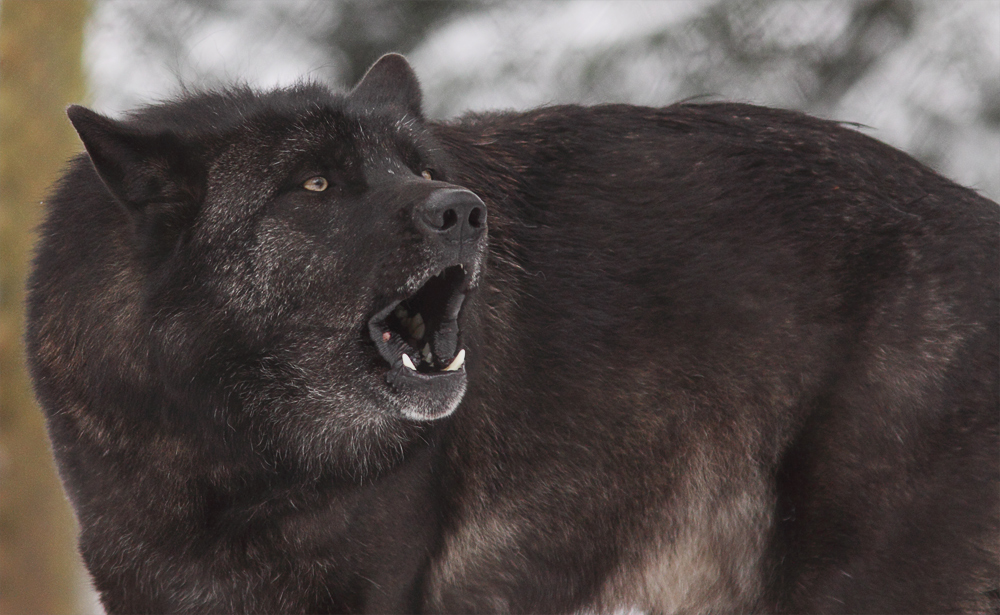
[429,458,771,614]
[589,471,771,614]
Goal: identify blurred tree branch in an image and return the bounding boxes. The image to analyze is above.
[317,0,480,84]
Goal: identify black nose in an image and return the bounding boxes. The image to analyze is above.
[416,188,487,246]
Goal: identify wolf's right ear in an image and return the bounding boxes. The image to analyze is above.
[67,105,205,212]
[349,53,423,120]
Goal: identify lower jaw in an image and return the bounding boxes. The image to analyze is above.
[385,362,468,421]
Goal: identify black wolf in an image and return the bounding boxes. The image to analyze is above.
[27,54,999,613]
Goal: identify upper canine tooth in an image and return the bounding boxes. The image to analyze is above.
[401,354,416,370]
[443,349,465,372]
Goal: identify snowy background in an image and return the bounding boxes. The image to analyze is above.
[85,0,1000,200]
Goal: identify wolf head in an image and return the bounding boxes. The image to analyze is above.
[44,55,488,478]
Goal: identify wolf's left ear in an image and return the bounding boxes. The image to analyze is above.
[67,105,205,212]
[349,53,423,120]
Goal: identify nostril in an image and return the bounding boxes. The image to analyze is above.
[468,207,484,228]
[418,189,487,239]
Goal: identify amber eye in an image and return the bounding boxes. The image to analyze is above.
[421,169,434,180]
[303,177,329,192]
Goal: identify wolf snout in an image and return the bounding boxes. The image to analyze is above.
[416,188,487,248]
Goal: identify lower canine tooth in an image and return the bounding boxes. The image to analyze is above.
[443,349,466,372]
[401,354,416,370]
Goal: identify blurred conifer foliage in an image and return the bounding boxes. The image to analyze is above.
[89,0,998,200]
[318,0,483,85]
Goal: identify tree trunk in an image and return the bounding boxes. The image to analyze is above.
[0,1,93,613]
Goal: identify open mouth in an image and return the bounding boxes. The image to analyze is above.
[368,265,469,379]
